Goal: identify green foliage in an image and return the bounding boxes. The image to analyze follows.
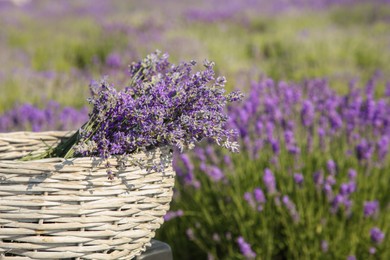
[2,2,390,110]
[330,3,390,26]
[5,16,128,72]
[157,140,390,259]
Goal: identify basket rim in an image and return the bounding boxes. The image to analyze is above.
[0,130,75,136]
[0,130,173,162]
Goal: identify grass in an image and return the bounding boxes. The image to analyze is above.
[1,3,390,112]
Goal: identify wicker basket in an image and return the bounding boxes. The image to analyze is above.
[0,131,175,260]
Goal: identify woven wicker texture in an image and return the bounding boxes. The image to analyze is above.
[0,131,175,260]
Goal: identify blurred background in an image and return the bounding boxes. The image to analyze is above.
[1,0,390,113]
[1,1,390,259]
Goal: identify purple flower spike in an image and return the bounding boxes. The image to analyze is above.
[348,169,357,180]
[294,173,304,186]
[106,53,122,68]
[206,165,225,182]
[263,168,276,194]
[224,155,232,168]
[327,160,336,175]
[385,82,390,97]
[301,100,315,127]
[339,183,350,195]
[253,188,266,204]
[244,192,255,208]
[356,139,373,161]
[325,175,336,186]
[321,240,328,252]
[282,195,299,222]
[237,236,256,259]
[313,171,324,187]
[180,154,194,172]
[270,138,280,155]
[377,136,390,161]
[370,227,385,244]
[331,194,344,213]
[164,210,184,221]
[347,255,356,260]
[364,201,379,218]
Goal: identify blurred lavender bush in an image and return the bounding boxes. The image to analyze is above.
[156,76,390,259]
[0,101,88,132]
[1,0,390,112]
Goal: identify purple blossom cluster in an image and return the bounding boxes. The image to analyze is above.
[185,0,389,23]
[364,200,380,218]
[263,168,276,195]
[236,236,256,259]
[67,51,242,159]
[226,77,390,165]
[164,209,184,222]
[370,227,385,244]
[282,195,300,223]
[244,187,266,212]
[0,101,88,132]
[172,75,389,259]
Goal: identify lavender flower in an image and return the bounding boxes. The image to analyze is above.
[164,209,184,221]
[370,227,385,244]
[282,195,299,222]
[253,188,266,204]
[224,155,232,168]
[269,138,280,155]
[203,165,225,182]
[38,51,242,162]
[105,53,122,68]
[377,136,389,161]
[364,201,379,218]
[293,173,304,186]
[301,100,315,127]
[236,236,256,259]
[313,170,324,187]
[244,192,255,208]
[0,102,88,132]
[327,159,336,175]
[321,240,328,252]
[263,168,276,194]
[356,139,373,162]
[339,184,349,196]
[180,153,194,173]
[348,169,357,180]
[331,194,348,214]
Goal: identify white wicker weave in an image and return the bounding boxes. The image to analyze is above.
[0,131,175,260]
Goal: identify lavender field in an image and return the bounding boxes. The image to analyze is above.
[1,0,390,259]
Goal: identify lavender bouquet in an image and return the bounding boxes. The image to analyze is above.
[27,51,242,178]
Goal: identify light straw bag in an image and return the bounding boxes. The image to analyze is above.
[0,131,175,260]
